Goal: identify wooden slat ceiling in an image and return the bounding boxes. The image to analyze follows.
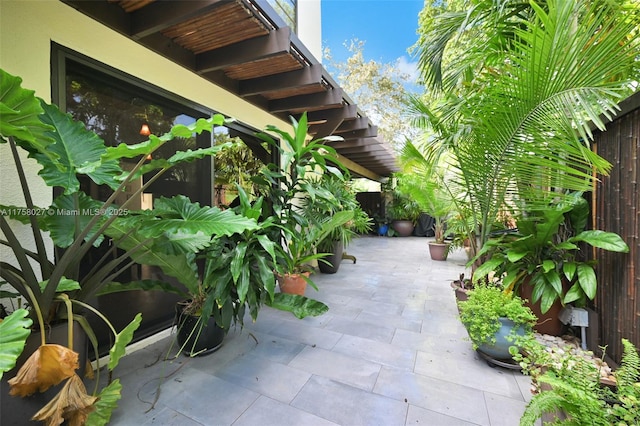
[63,0,398,180]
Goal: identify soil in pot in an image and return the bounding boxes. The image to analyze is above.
[428,242,450,261]
[318,241,343,274]
[276,272,310,295]
[175,303,225,356]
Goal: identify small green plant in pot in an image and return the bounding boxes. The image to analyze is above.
[458,283,537,360]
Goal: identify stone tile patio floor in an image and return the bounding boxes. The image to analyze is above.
[108,236,535,426]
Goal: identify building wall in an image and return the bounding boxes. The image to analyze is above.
[0,0,290,263]
[297,0,323,62]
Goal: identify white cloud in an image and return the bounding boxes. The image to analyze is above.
[395,56,420,84]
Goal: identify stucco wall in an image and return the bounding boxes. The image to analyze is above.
[0,0,291,265]
[297,0,323,62]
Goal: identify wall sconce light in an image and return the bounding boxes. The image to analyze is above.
[139,123,151,136]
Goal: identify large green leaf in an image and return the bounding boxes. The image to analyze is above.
[0,69,55,153]
[41,192,105,248]
[143,195,258,238]
[97,280,184,296]
[107,313,142,371]
[105,217,200,294]
[39,277,80,292]
[0,309,32,379]
[85,379,122,426]
[577,264,597,300]
[269,293,329,319]
[571,230,629,253]
[34,101,121,193]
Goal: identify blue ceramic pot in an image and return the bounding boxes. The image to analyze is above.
[477,318,526,359]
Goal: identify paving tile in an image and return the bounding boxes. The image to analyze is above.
[213,353,311,403]
[288,345,381,391]
[373,366,490,425]
[324,315,396,343]
[484,391,529,426]
[292,375,408,426]
[346,298,405,316]
[234,395,339,426]
[244,332,306,364]
[156,367,260,425]
[414,350,525,399]
[332,334,416,370]
[259,318,343,350]
[356,310,423,332]
[406,405,478,425]
[141,407,205,425]
[106,237,534,426]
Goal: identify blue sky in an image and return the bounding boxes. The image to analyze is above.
[321,0,424,81]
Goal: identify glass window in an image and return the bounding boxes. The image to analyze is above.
[268,0,297,32]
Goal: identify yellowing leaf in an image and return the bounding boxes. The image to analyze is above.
[32,374,97,425]
[8,344,78,396]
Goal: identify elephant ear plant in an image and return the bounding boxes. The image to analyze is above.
[0,68,255,423]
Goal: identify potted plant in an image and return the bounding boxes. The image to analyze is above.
[254,113,353,294]
[130,186,330,356]
[0,68,252,423]
[386,178,421,237]
[458,283,537,360]
[303,173,372,273]
[398,170,456,260]
[472,192,629,335]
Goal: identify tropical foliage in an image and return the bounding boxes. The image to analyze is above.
[302,173,372,252]
[518,338,640,426]
[411,0,640,257]
[0,67,255,423]
[254,113,353,283]
[473,193,629,313]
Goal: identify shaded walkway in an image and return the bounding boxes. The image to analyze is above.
[109,236,533,425]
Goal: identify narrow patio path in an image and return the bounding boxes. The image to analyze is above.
[108,236,534,425]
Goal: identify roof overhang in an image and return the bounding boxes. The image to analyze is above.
[61,0,398,179]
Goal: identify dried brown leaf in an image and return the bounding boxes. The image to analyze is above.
[32,374,97,425]
[8,344,79,396]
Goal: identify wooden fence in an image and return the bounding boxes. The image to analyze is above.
[592,92,640,363]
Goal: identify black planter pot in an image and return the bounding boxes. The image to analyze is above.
[318,241,344,274]
[175,303,225,356]
[1,321,88,426]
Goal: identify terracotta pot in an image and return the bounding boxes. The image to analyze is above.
[276,272,310,295]
[518,280,565,336]
[391,220,414,237]
[428,241,450,261]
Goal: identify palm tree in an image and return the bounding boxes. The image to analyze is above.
[411,0,639,256]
